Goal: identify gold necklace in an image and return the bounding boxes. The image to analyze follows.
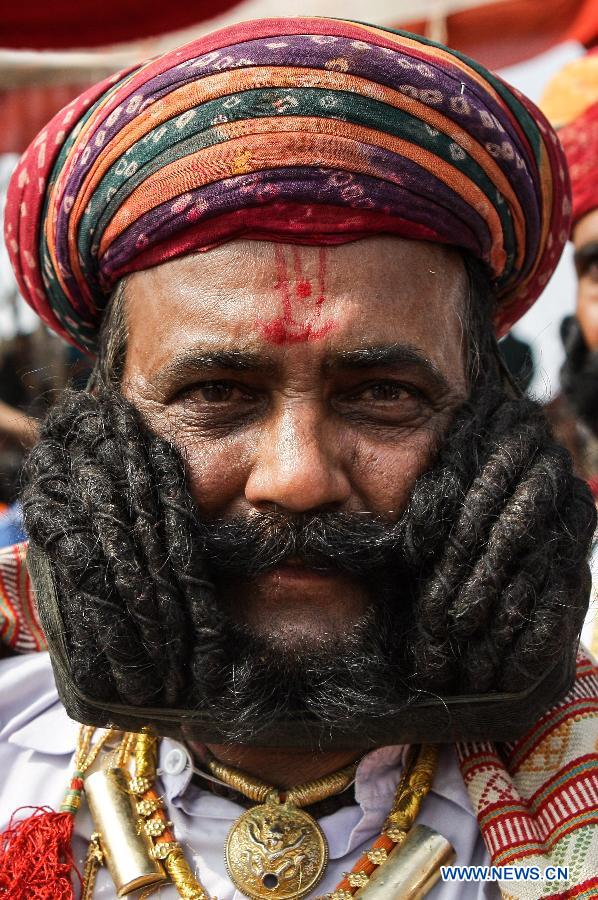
[320,744,439,899]
[81,732,439,900]
[204,752,359,900]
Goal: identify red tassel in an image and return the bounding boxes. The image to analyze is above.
[0,805,79,899]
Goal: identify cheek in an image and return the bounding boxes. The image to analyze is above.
[172,429,252,515]
[342,429,439,518]
[129,397,253,516]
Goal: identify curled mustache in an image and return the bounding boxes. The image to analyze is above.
[196,510,407,576]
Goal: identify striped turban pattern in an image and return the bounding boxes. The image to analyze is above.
[5,18,570,352]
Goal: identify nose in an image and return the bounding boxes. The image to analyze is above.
[244,403,351,513]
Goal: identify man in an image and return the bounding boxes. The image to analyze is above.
[0,18,597,900]
[542,51,598,495]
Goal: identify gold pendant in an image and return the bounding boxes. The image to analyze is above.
[224,799,329,899]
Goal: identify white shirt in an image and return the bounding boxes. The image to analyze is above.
[0,652,498,899]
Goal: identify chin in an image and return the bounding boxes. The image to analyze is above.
[246,614,357,654]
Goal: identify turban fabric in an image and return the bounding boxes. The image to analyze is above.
[559,103,598,227]
[542,48,598,228]
[5,18,570,352]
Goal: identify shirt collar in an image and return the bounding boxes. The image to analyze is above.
[158,739,472,816]
[8,693,472,818]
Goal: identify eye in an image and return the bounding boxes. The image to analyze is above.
[343,380,414,403]
[180,380,256,403]
[173,379,266,432]
[333,379,429,428]
[586,261,598,284]
[197,382,237,402]
[361,382,406,402]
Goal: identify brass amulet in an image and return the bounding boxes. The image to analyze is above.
[225,799,328,900]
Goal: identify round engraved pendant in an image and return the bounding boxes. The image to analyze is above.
[224,801,328,900]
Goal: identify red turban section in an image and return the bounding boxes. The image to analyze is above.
[559,102,598,227]
[542,48,598,227]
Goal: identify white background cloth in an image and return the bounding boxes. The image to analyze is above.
[0,652,499,899]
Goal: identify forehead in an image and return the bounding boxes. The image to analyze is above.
[573,207,598,250]
[122,236,467,379]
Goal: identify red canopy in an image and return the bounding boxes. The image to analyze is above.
[403,0,598,70]
[2,0,598,155]
[1,0,242,50]
[2,0,597,55]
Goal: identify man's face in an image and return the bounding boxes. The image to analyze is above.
[573,207,598,350]
[122,236,467,651]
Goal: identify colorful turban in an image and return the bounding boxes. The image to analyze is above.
[542,49,598,228]
[5,18,570,352]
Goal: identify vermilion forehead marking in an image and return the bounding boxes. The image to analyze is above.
[260,319,334,345]
[257,247,335,344]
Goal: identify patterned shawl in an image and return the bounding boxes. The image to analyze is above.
[4,17,570,352]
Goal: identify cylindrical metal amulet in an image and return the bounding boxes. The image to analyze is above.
[353,825,455,900]
[85,767,167,896]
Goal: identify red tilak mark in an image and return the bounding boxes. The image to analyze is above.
[257,247,335,345]
[292,248,313,299]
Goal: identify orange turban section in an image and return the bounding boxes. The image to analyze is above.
[542,49,598,128]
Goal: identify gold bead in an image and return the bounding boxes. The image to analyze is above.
[330,891,353,900]
[385,826,407,843]
[142,818,171,837]
[164,846,211,900]
[60,790,82,814]
[137,798,163,817]
[150,841,178,861]
[348,871,369,887]
[367,848,388,866]
[388,809,418,828]
[129,775,152,795]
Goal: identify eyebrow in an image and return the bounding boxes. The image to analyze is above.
[153,348,276,390]
[326,344,451,392]
[152,342,451,393]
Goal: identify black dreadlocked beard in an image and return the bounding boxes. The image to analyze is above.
[21,380,596,743]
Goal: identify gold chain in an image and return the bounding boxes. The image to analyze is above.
[203,755,276,804]
[286,762,358,807]
[114,730,137,768]
[205,751,359,807]
[76,725,117,773]
[134,730,210,899]
[81,833,104,900]
[320,744,439,900]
